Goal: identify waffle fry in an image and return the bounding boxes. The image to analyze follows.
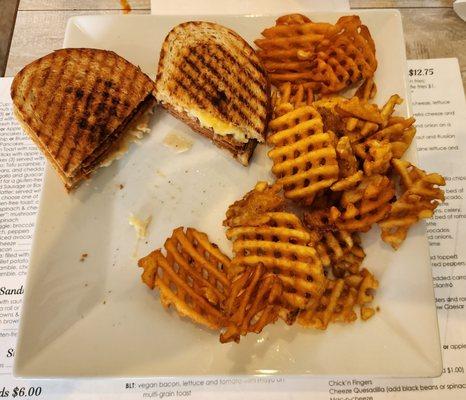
[223,181,284,228]
[370,117,416,158]
[380,94,403,125]
[138,227,231,329]
[298,266,378,329]
[379,159,445,249]
[268,105,339,204]
[303,207,341,234]
[335,136,359,177]
[355,78,377,101]
[220,264,283,343]
[312,96,347,136]
[333,239,366,277]
[276,13,312,25]
[362,140,393,176]
[226,212,326,313]
[314,230,355,268]
[255,15,376,93]
[337,174,395,232]
[304,209,364,276]
[346,268,379,320]
[330,136,364,191]
[335,94,396,145]
[272,82,315,117]
[255,15,336,87]
[313,16,377,93]
[298,278,357,329]
[335,97,383,124]
[342,95,415,162]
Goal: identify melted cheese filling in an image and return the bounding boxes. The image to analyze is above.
[190,109,248,143]
[128,213,152,239]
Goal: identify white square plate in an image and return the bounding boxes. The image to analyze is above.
[14,11,442,378]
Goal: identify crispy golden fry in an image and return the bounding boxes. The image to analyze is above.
[353,122,416,161]
[335,95,405,146]
[337,174,395,232]
[330,136,364,191]
[361,306,376,320]
[138,227,231,330]
[346,268,379,305]
[362,140,393,176]
[379,159,445,249]
[380,94,403,125]
[314,230,355,268]
[226,212,326,313]
[298,278,357,329]
[335,97,383,124]
[374,117,416,158]
[272,82,315,116]
[345,118,380,144]
[390,126,416,158]
[303,207,341,234]
[220,264,283,343]
[304,209,364,277]
[255,15,335,88]
[312,16,377,93]
[333,240,366,277]
[335,136,359,177]
[298,267,377,330]
[268,105,339,204]
[331,171,364,192]
[276,14,312,25]
[312,96,347,136]
[346,95,415,160]
[355,77,377,101]
[223,181,284,228]
[255,15,376,93]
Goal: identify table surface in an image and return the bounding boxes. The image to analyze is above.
[4,0,466,91]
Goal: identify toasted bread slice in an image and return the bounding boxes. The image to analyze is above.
[155,21,270,166]
[11,48,156,190]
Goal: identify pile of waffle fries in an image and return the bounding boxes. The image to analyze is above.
[138,14,445,344]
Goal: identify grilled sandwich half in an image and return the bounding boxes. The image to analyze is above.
[11,48,156,191]
[155,22,270,165]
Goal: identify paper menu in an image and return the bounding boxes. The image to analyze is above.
[0,59,465,397]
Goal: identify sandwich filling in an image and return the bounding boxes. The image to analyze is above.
[74,95,156,184]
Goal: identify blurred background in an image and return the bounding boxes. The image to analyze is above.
[0,1,465,90]
[0,0,19,76]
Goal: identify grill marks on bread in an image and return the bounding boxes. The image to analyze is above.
[155,21,270,149]
[172,43,266,135]
[12,48,155,180]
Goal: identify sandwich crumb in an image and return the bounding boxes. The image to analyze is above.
[162,131,193,153]
[79,253,88,262]
[119,183,124,190]
[129,213,152,238]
